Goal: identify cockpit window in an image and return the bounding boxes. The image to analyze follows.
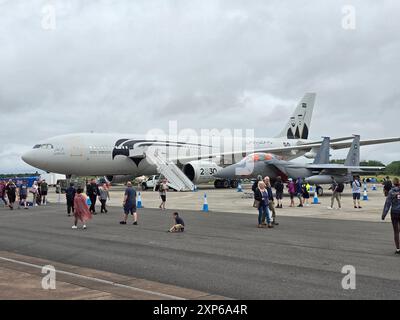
[245,153,274,162]
[33,144,54,149]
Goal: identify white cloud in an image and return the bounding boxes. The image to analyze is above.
[0,0,399,173]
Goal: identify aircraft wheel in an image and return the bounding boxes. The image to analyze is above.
[317,186,324,196]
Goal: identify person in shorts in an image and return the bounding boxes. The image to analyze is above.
[158,179,168,210]
[18,180,29,209]
[120,182,138,225]
[352,176,362,209]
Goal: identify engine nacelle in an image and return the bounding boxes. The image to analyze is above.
[183,160,222,184]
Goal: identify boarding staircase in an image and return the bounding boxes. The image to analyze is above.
[145,148,195,192]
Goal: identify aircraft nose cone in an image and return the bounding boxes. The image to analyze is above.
[21,150,35,166]
[214,163,255,179]
[214,166,236,179]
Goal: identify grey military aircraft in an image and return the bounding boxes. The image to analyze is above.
[214,135,385,193]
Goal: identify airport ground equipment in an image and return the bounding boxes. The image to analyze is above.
[145,150,195,192]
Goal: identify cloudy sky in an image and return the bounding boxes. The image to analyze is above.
[0,0,399,173]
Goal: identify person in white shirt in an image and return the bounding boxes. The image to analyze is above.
[352,176,362,209]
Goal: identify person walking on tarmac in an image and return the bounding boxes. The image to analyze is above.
[352,176,362,209]
[18,180,29,209]
[98,183,110,213]
[264,176,278,226]
[5,180,17,210]
[86,179,100,214]
[382,177,400,254]
[287,178,296,207]
[40,179,48,205]
[72,188,92,230]
[274,176,284,209]
[0,181,8,207]
[66,183,76,216]
[158,179,168,210]
[328,177,342,210]
[120,182,138,225]
[296,178,304,207]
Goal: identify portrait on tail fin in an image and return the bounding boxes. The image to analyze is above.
[279,93,316,140]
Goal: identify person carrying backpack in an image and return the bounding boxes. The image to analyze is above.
[382,177,400,254]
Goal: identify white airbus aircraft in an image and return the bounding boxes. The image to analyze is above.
[22,93,400,190]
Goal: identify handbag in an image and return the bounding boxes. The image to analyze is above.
[253,199,260,208]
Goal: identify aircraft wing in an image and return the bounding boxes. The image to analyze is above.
[169,137,400,163]
[288,164,385,174]
[330,137,400,150]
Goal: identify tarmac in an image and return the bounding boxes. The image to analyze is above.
[0,184,399,300]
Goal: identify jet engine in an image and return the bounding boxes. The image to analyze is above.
[182,160,223,184]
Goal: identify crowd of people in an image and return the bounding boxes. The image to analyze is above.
[0,179,48,210]
[2,174,400,254]
[63,178,179,232]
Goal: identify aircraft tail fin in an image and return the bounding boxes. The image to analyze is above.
[344,135,360,166]
[313,137,331,164]
[276,93,316,140]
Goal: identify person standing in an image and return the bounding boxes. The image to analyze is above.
[72,188,92,229]
[18,180,29,209]
[296,178,304,207]
[382,177,400,254]
[383,176,393,197]
[66,183,76,216]
[168,212,185,233]
[0,181,8,207]
[274,176,284,209]
[120,182,138,225]
[264,176,278,226]
[254,181,273,229]
[287,178,296,207]
[40,180,48,205]
[159,179,168,210]
[352,176,362,209]
[302,182,311,206]
[30,181,39,206]
[98,183,110,213]
[86,179,100,214]
[5,180,17,210]
[328,177,342,210]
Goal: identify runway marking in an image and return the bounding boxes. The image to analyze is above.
[0,256,186,300]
